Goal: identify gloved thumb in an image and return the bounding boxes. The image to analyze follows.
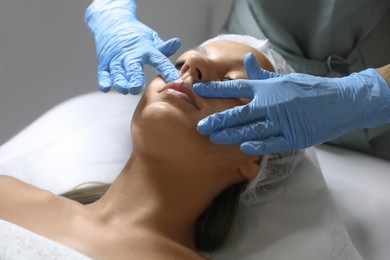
[241,137,290,155]
[193,80,253,98]
[155,36,182,57]
[244,53,283,80]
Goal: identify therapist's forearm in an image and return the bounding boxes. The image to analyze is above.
[376,64,390,88]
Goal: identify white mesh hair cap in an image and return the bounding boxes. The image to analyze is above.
[201,34,295,74]
[240,150,305,206]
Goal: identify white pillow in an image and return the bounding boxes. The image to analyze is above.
[0,92,139,194]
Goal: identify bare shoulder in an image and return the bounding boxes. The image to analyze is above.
[0,174,55,218]
[0,174,52,198]
[0,174,32,187]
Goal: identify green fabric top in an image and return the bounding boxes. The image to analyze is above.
[223,0,390,76]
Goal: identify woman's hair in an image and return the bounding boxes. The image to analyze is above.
[194,181,246,252]
[60,182,110,205]
[60,181,247,253]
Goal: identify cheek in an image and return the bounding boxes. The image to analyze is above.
[131,93,206,156]
[201,98,248,117]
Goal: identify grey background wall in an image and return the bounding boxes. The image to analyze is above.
[0,0,234,145]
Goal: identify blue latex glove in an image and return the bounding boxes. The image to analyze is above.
[194,53,390,154]
[85,0,181,94]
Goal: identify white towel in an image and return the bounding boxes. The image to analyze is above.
[0,219,90,260]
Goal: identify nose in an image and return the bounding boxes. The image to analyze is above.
[179,54,208,83]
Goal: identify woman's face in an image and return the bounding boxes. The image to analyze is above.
[132,40,271,182]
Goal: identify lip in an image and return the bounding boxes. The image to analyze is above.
[161,79,199,109]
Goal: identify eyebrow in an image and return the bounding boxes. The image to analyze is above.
[189,46,210,56]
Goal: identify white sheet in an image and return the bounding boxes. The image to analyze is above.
[211,148,363,260]
[0,220,90,260]
[0,91,389,259]
[0,92,139,194]
[314,145,390,260]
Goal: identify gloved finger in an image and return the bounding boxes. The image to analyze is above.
[208,120,276,144]
[244,53,264,80]
[147,50,179,83]
[109,61,129,94]
[156,37,181,57]
[193,80,254,99]
[128,76,144,94]
[197,102,266,135]
[152,31,181,57]
[113,73,129,94]
[97,70,112,92]
[240,136,290,155]
[124,58,145,94]
[244,53,283,80]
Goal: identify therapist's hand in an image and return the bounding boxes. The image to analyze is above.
[85,0,181,94]
[193,53,390,154]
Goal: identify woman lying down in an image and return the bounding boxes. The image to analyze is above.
[0,35,302,259]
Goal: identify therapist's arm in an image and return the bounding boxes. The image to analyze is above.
[376,64,390,87]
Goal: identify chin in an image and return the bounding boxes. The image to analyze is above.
[130,100,201,158]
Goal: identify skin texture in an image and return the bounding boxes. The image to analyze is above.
[0,40,271,259]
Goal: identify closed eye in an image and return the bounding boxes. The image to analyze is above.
[174,61,184,70]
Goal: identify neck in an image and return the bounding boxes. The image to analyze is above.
[86,152,224,250]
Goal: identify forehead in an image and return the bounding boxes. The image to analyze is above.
[201,40,260,57]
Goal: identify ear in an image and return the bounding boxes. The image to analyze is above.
[238,156,262,180]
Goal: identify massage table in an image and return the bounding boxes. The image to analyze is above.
[1,92,389,259]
